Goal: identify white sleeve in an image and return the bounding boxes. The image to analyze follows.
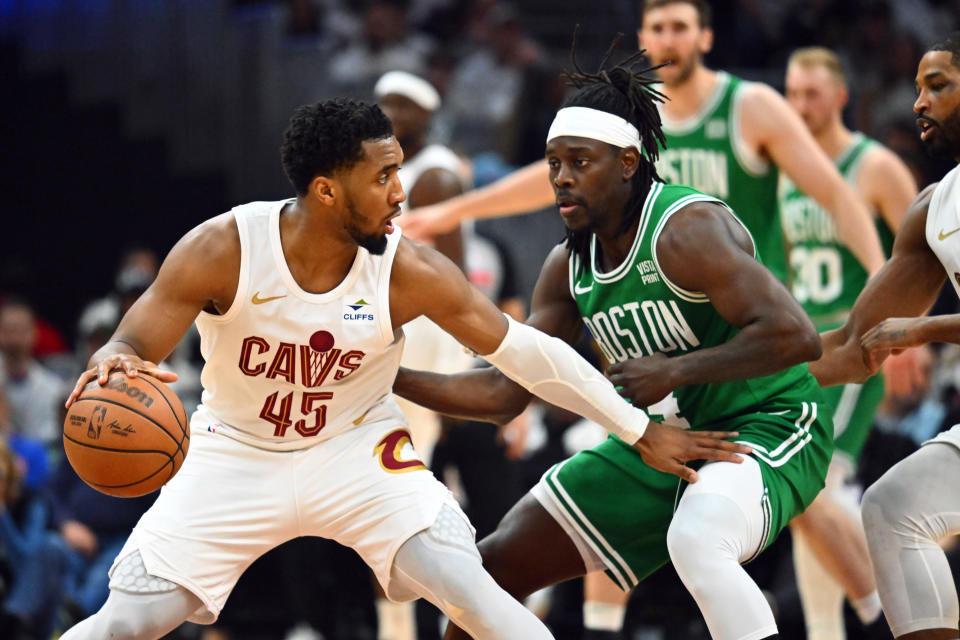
[482,316,649,444]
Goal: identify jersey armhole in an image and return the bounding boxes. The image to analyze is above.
[651,196,755,303]
[730,84,772,178]
[377,229,403,345]
[197,211,249,324]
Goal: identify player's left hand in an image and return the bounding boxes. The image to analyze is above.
[860,317,926,373]
[633,422,752,483]
[606,353,676,407]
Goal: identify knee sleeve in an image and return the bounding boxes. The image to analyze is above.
[861,444,960,636]
[668,459,777,640]
[390,503,551,640]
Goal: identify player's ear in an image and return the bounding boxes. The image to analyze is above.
[621,147,641,181]
[698,26,713,54]
[310,176,337,205]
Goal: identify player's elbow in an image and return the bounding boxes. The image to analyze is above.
[776,319,822,366]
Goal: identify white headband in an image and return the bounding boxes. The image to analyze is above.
[546,106,641,149]
[374,71,441,111]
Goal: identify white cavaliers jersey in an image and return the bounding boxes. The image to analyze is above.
[194,200,405,450]
[397,144,465,212]
[927,164,960,298]
[925,165,960,452]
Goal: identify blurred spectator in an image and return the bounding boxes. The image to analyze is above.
[46,455,156,621]
[0,438,65,640]
[76,245,158,360]
[328,0,435,98]
[443,3,546,159]
[0,298,66,450]
[0,382,49,492]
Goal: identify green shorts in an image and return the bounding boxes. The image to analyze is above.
[535,402,832,590]
[822,374,884,464]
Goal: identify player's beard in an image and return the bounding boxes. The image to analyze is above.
[345,197,389,255]
[923,108,960,161]
[660,50,700,88]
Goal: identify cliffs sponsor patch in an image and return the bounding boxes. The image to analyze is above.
[343,298,375,323]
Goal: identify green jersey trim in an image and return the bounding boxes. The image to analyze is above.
[661,72,730,135]
[649,196,757,304]
[590,182,664,284]
[741,401,818,467]
[730,83,771,177]
[744,489,773,564]
[543,462,638,589]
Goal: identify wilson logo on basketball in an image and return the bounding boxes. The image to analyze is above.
[105,377,155,408]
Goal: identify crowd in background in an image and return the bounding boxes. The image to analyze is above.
[3,0,960,638]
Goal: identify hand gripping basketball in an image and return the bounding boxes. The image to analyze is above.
[63,355,188,497]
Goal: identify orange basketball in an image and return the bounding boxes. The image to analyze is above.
[63,372,190,497]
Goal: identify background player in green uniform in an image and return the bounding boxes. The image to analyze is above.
[396,56,832,640]
[780,47,918,639]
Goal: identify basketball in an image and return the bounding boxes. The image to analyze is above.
[63,372,190,497]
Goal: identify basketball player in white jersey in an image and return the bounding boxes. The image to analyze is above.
[782,47,918,639]
[60,98,747,640]
[374,67,473,640]
[809,33,960,640]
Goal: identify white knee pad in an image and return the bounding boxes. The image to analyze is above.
[390,503,551,640]
[110,551,179,594]
[667,458,777,640]
[861,443,960,636]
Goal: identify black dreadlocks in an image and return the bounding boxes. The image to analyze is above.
[558,30,667,270]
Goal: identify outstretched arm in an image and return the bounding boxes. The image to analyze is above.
[743,83,885,274]
[607,201,821,405]
[399,161,553,242]
[809,185,945,386]
[391,240,750,482]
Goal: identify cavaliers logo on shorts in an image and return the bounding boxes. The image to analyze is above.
[374,429,427,474]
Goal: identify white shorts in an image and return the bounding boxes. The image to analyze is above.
[108,410,461,623]
[925,423,960,451]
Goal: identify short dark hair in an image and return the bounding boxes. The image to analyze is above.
[641,0,711,29]
[929,31,960,70]
[280,98,394,195]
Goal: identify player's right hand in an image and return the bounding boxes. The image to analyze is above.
[633,422,751,483]
[65,354,178,409]
[397,203,460,243]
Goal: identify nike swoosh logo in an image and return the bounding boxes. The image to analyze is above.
[940,227,960,241]
[573,281,593,294]
[251,292,287,305]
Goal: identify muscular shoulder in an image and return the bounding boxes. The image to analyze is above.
[157,212,241,311]
[389,237,467,323]
[858,144,915,190]
[656,201,753,289]
[736,82,788,121]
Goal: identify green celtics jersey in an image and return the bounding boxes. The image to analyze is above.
[780,133,895,330]
[656,72,786,282]
[570,182,822,432]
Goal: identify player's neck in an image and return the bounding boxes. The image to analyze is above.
[661,66,718,121]
[594,215,640,271]
[814,120,853,161]
[280,201,360,293]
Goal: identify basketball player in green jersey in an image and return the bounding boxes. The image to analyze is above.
[399,0,885,285]
[397,2,884,633]
[395,56,833,640]
[780,47,918,639]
